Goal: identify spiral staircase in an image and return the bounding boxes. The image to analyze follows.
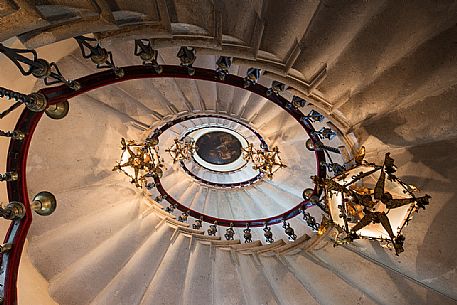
[1,1,457,305]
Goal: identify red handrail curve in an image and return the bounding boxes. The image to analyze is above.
[2,64,326,305]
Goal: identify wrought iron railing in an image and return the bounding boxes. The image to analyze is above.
[0,37,344,305]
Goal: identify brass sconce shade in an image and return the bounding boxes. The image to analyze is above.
[31,191,57,216]
[45,100,69,120]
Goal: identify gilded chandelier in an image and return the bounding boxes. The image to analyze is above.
[165,137,196,164]
[113,138,165,187]
[242,143,287,179]
[311,148,431,255]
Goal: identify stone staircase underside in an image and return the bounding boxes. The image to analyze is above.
[0,1,456,305]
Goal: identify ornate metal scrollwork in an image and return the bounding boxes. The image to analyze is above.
[301,209,320,232]
[0,129,25,140]
[312,127,337,141]
[0,172,18,182]
[243,223,252,243]
[243,67,261,88]
[224,223,235,240]
[263,222,274,244]
[283,220,297,241]
[0,44,79,89]
[216,56,232,80]
[0,201,25,220]
[177,46,196,75]
[207,221,218,236]
[178,211,189,223]
[0,87,48,114]
[163,202,175,213]
[291,95,307,109]
[302,110,325,123]
[320,161,346,175]
[306,138,340,154]
[266,81,287,96]
[134,39,162,73]
[192,217,203,230]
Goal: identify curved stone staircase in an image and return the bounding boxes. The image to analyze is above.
[19,37,455,305]
[1,1,457,305]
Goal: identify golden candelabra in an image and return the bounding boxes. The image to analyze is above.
[243,143,286,179]
[113,138,165,187]
[165,137,196,163]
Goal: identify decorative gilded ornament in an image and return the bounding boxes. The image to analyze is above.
[113,137,165,187]
[242,142,286,179]
[165,137,196,164]
[314,152,431,255]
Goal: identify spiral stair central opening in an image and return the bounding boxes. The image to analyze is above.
[1,3,455,304]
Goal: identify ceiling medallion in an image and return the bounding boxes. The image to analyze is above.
[195,131,242,165]
[184,126,250,173]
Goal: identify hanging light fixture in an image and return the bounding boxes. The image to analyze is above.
[312,150,430,255]
[242,143,286,179]
[165,137,196,164]
[113,137,165,187]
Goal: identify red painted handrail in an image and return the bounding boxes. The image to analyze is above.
[2,64,326,304]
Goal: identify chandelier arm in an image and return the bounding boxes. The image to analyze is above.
[341,166,382,188]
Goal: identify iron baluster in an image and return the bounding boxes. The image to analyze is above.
[243,67,261,88]
[243,223,252,243]
[266,81,287,96]
[283,220,297,241]
[177,46,196,75]
[192,217,203,230]
[0,172,18,182]
[0,44,79,89]
[134,39,162,73]
[74,36,124,78]
[291,95,307,109]
[178,211,189,223]
[0,129,25,140]
[0,87,48,113]
[207,221,218,236]
[224,223,235,240]
[302,210,320,232]
[263,222,274,244]
[215,56,232,80]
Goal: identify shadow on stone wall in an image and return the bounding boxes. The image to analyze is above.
[356,83,457,148]
[405,138,457,301]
